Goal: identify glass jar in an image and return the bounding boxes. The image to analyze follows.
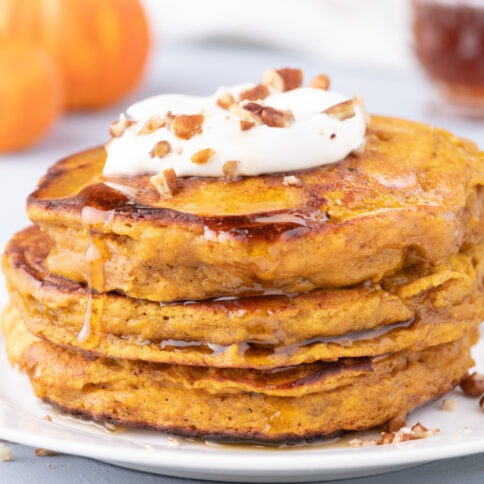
[413,0,484,116]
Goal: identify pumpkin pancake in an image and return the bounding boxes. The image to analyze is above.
[5,226,484,369]
[2,304,476,443]
[27,116,484,302]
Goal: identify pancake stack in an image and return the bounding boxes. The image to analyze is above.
[2,114,484,443]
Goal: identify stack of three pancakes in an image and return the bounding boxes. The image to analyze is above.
[3,116,484,442]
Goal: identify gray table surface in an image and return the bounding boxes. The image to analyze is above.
[1,443,484,484]
[0,41,483,483]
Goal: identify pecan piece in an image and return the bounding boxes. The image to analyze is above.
[441,398,457,411]
[109,113,134,137]
[240,119,256,131]
[460,372,484,397]
[171,114,204,140]
[378,432,395,445]
[392,429,415,444]
[261,106,295,127]
[348,438,377,448]
[411,423,433,439]
[149,140,171,159]
[222,161,240,181]
[243,102,294,128]
[217,92,235,110]
[282,175,303,187]
[229,103,253,121]
[35,448,59,457]
[377,423,433,446]
[322,99,356,121]
[150,168,179,197]
[239,84,270,101]
[138,114,166,135]
[243,102,264,118]
[0,444,12,462]
[378,428,416,445]
[191,148,215,165]
[310,74,331,90]
[263,68,303,92]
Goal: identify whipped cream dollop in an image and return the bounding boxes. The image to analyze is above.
[104,74,367,178]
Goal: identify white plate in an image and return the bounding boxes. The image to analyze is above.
[0,280,483,482]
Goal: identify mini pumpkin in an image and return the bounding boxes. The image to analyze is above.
[0,41,62,152]
[0,0,150,110]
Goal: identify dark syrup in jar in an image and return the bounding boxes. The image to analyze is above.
[413,0,484,112]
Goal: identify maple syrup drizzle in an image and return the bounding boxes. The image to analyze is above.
[77,206,110,345]
[148,316,417,359]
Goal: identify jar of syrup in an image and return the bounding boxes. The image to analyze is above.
[413,0,484,115]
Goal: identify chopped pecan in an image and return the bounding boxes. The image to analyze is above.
[262,106,294,128]
[35,448,59,457]
[243,102,294,128]
[240,119,256,131]
[243,102,264,117]
[441,398,457,411]
[323,99,356,121]
[149,140,171,159]
[460,372,484,397]
[229,103,253,121]
[191,148,215,165]
[239,84,270,101]
[263,68,303,92]
[350,422,433,447]
[348,438,377,448]
[378,432,395,445]
[282,175,303,186]
[222,161,240,181]
[379,428,415,445]
[378,423,433,446]
[138,114,166,135]
[109,113,134,137]
[411,423,433,439]
[0,444,12,462]
[217,92,235,110]
[150,168,179,197]
[172,114,204,140]
[310,74,331,90]
[392,429,415,444]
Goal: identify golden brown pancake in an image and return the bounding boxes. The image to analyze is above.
[5,226,484,369]
[2,304,410,398]
[3,304,476,442]
[27,116,484,301]
[4,108,484,444]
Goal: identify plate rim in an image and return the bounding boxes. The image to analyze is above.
[0,421,483,473]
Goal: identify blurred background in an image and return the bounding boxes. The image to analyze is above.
[1,0,483,244]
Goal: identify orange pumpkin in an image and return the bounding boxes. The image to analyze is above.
[0,0,150,110]
[0,41,63,152]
